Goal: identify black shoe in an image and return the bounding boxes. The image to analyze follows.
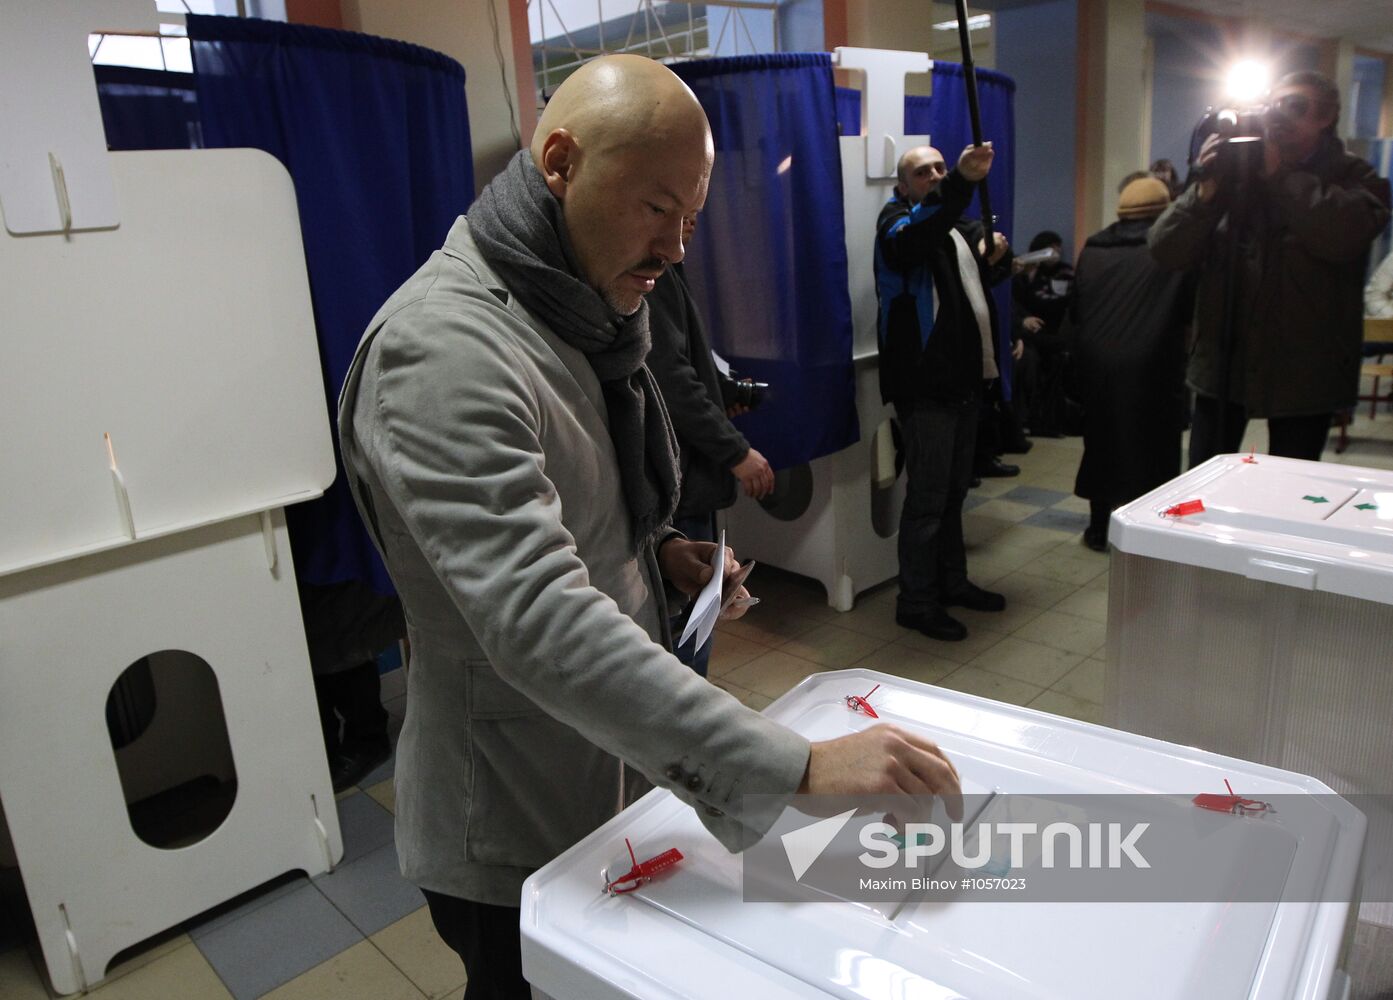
[975,458,1020,478]
[330,740,392,793]
[1082,526,1108,553]
[1003,438,1033,454]
[896,607,968,642]
[941,582,1007,612]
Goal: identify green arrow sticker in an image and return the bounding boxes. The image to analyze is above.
[1355,503,1378,511]
[1302,495,1329,503]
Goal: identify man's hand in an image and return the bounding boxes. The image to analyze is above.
[957,142,994,183]
[658,537,736,598]
[799,724,963,820]
[732,448,774,499]
[1195,133,1223,202]
[1012,338,1025,361]
[1022,315,1044,334]
[1261,135,1283,179]
[978,232,1009,265]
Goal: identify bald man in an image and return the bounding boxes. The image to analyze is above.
[875,143,1010,642]
[339,56,961,995]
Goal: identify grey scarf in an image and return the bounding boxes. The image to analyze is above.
[467,150,679,553]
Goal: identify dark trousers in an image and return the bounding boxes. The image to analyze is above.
[314,659,388,757]
[1188,395,1332,468]
[421,890,529,1000]
[895,396,978,614]
[669,512,716,677]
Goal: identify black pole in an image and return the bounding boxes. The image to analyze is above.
[953,0,994,246]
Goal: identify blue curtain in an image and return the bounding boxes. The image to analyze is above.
[187,15,474,592]
[671,53,858,470]
[95,66,201,151]
[836,63,1017,391]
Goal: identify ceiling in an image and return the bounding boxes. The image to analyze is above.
[976,0,1393,54]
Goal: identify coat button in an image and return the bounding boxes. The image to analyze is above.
[665,765,683,782]
[685,774,703,792]
[705,805,724,817]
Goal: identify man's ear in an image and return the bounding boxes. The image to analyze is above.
[539,129,578,199]
[895,181,907,199]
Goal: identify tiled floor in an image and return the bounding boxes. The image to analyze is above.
[4,407,1393,999]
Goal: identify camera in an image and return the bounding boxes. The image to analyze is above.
[1191,106,1267,183]
[719,369,769,410]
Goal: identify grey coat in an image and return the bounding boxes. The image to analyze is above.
[1148,135,1391,417]
[337,219,809,906]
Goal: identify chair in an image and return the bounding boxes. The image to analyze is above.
[1334,317,1393,453]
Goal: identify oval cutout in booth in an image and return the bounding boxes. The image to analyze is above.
[106,650,238,850]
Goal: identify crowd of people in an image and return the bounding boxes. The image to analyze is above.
[310,56,1392,998]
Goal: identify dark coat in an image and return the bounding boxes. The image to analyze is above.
[1148,134,1391,417]
[873,170,1009,405]
[1069,217,1192,505]
[646,264,749,519]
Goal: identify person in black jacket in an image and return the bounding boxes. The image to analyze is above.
[647,212,773,674]
[1069,177,1193,551]
[874,143,1011,642]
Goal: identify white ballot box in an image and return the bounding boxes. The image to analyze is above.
[520,668,1365,999]
[1107,454,1393,923]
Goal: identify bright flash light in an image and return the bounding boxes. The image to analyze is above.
[1224,59,1270,104]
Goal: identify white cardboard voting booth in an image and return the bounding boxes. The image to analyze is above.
[521,669,1364,999]
[1107,453,1393,925]
[722,48,928,611]
[0,3,342,992]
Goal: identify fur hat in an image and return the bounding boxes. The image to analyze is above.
[1118,176,1171,219]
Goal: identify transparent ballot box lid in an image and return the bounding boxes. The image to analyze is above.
[1110,454,1393,603]
[520,669,1364,1000]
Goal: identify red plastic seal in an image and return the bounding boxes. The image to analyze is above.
[845,683,881,718]
[604,839,684,895]
[1193,779,1272,816]
[1162,499,1205,518]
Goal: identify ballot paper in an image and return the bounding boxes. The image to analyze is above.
[677,529,726,651]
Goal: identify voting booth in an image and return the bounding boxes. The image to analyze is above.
[722,48,930,611]
[0,2,341,992]
[1107,454,1393,925]
[521,668,1365,999]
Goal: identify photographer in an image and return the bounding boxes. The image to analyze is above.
[1149,71,1390,466]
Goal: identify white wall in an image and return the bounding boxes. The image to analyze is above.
[343,0,525,196]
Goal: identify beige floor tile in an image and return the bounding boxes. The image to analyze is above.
[991,571,1078,610]
[263,940,424,1000]
[1013,610,1107,657]
[778,623,889,669]
[722,649,829,700]
[827,596,912,641]
[739,689,774,711]
[970,636,1083,687]
[1052,658,1105,704]
[1084,570,1111,592]
[949,600,1047,636]
[935,666,1044,707]
[742,572,842,622]
[1052,586,1109,625]
[987,524,1072,554]
[962,513,1011,547]
[87,942,232,1000]
[706,633,770,678]
[101,929,191,986]
[1028,690,1106,726]
[1051,495,1091,514]
[967,543,1049,576]
[968,476,1019,498]
[0,948,51,1000]
[970,499,1040,524]
[1017,550,1108,587]
[896,622,1005,665]
[371,906,466,1000]
[850,641,959,685]
[1031,475,1080,494]
[716,605,822,647]
[366,776,397,814]
[441,988,465,1000]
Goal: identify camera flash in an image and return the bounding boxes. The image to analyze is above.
[1224,59,1270,104]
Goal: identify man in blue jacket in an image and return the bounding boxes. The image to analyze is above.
[875,142,1009,641]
